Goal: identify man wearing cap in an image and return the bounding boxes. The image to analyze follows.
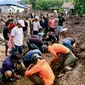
[11,20,25,54]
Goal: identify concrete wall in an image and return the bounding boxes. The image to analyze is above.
[0,6,25,13]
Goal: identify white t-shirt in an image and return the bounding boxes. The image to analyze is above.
[33,21,40,31]
[11,26,23,46]
[26,20,30,36]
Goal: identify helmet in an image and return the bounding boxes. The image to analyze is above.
[41,45,48,53]
[31,54,41,63]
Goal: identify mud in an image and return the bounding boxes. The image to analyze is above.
[57,16,85,85]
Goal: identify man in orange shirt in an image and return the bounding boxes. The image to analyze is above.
[41,44,77,67]
[25,54,55,85]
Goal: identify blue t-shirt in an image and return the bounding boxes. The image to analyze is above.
[1,55,16,75]
[62,38,72,50]
[24,49,42,61]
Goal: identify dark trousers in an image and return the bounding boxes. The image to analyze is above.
[5,42,8,56]
[33,31,38,35]
[49,28,55,32]
[13,45,23,54]
[29,74,44,85]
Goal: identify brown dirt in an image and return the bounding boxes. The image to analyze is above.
[56,16,85,85]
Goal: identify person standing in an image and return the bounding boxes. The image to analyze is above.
[9,19,15,32]
[57,13,65,36]
[13,16,19,25]
[44,14,49,34]
[3,21,10,56]
[49,16,55,33]
[23,17,28,37]
[39,16,45,32]
[26,17,31,36]
[33,18,40,35]
[11,20,25,54]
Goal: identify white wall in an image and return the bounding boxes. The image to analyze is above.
[0,5,25,13]
[0,6,9,13]
[10,6,25,13]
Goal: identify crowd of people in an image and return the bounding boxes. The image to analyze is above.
[1,13,78,85]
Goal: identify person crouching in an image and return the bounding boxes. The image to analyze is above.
[25,54,55,85]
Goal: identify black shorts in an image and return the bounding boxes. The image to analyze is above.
[33,31,38,35]
[29,74,44,85]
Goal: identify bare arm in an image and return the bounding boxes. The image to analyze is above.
[51,54,59,64]
[25,64,39,77]
[27,64,34,70]
[11,36,14,48]
[14,72,21,79]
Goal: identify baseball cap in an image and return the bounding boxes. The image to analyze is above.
[35,16,39,19]
[31,54,41,63]
[18,20,25,27]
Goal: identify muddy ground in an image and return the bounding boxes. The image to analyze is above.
[0,16,85,85]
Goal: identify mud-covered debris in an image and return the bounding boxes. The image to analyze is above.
[13,77,34,85]
[80,44,85,50]
[58,64,85,85]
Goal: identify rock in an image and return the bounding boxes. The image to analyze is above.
[80,44,85,50]
[79,52,85,58]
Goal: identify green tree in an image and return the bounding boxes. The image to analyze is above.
[34,0,60,10]
[24,0,74,10]
[74,0,85,15]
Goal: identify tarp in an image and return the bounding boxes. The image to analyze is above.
[0,0,26,8]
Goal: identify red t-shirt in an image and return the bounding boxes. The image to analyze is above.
[9,23,15,31]
[49,19,55,28]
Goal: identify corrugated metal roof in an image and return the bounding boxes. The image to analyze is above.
[0,0,26,8]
